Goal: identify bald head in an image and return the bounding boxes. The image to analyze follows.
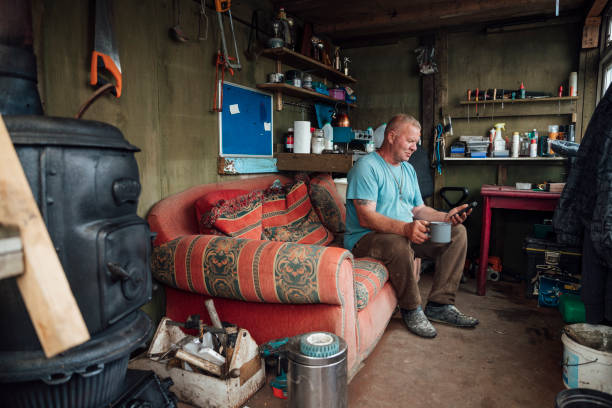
[385,114,421,139]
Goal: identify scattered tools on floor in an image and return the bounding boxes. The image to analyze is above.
[259,337,290,399]
[215,0,241,70]
[90,0,122,97]
[149,310,237,378]
[130,315,265,408]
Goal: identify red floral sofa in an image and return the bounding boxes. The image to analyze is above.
[147,173,399,377]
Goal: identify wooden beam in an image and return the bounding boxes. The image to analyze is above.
[315,0,583,36]
[576,48,599,140]
[587,0,608,16]
[433,31,448,210]
[275,153,353,173]
[581,0,608,48]
[0,115,89,357]
[582,16,602,48]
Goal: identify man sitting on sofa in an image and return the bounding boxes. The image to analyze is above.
[344,113,479,338]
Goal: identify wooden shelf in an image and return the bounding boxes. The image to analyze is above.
[459,96,578,105]
[257,83,357,108]
[261,47,356,84]
[445,96,578,118]
[275,152,353,173]
[444,156,566,162]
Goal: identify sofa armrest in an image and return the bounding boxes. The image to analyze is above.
[152,235,354,305]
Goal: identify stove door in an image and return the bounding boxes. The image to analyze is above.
[99,217,152,326]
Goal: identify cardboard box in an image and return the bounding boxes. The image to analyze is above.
[129,317,265,408]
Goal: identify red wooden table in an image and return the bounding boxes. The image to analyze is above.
[477,185,561,295]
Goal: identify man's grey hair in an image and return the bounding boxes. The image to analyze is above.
[384,114,421,138]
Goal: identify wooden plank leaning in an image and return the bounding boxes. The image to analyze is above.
[0,115,90,357]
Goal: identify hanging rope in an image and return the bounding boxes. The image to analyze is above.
[432,123,444,175]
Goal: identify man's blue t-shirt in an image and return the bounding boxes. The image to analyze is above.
[344,152,424,250]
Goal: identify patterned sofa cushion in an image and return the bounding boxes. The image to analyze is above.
[200,191,263,239]
[262,181,334,246]
[353,258,389,311]
[195,189,249,235]
[151,234,351,305]
[308,173,346,234]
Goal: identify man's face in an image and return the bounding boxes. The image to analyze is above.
[390,123,421,162]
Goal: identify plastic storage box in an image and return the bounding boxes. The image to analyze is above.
[523,237,582,298]
[329,88,346,100]
[538,275,580,307]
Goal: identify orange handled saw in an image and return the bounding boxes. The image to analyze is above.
[90,0,122,97]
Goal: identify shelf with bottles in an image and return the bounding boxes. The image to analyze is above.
[256,83,357,108]
[443,156,566,162]
[261,47,356,84]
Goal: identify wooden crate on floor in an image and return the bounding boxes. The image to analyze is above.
[129,317,265,408]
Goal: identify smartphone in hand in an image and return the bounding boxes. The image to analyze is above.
[455,201,478,217]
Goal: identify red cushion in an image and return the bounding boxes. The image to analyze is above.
[195,189,249,234]
[262,181,334,245]
[308,173,346,234]
[199,191,263,239]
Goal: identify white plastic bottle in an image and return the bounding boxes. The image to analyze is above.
[322,122,334,150]
[373,123,387,148]
[529,138,538,157]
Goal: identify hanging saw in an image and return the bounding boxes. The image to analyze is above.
[215,0,241,70]
[90,0,122,97]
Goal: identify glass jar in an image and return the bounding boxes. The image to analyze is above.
[311,129,325,154]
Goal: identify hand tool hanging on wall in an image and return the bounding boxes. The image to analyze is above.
[90,0,122,97]
[212,50,236,112]
[215,0,241,70]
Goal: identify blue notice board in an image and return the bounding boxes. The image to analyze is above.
[219,82,273,157]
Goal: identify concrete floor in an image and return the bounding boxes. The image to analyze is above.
[244,273,567,408]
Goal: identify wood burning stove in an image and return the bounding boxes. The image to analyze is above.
[0,116,154,407]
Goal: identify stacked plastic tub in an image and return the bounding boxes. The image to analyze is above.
[0,116,154,407]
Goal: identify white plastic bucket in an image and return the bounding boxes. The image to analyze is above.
[561,324,612,394]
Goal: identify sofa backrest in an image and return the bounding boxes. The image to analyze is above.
[147,175,292,246]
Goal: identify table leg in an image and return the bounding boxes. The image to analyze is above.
[478,196,492,295]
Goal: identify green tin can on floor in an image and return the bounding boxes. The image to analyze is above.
[559,294,586,324]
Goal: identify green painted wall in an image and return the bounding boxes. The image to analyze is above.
[32,0,304,219]
[343,39,422,132]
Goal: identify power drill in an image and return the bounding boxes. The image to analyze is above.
[259,337,289,399]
